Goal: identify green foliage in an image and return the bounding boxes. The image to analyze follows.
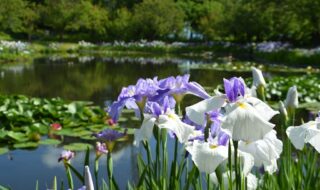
[197,1,224,40]
[0,95,111,149]
[0,0,38,35]
[266,75,320,103]
[39,0,109,40]
[107,8,133,41]
[131,0,185,40]
[0,0,320,44]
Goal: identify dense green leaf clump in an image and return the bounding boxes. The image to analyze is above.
[266,75,320,102]
[0,95,112,151]
[1,0,320,44]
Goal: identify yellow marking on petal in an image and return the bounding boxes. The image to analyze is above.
[128,90,135,96]
[168,113,177,120]
[237,102,247,109]
[210,144,218,149]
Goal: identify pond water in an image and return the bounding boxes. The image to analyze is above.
[0,54,309,189]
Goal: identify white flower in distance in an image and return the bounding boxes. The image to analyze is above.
[284,86,299,109]
[252,67,266,87]
[286,115,320,152]
[279,101,288,118]
[84,166,94,190]
[239,130,283,174]
[134,98,194,146]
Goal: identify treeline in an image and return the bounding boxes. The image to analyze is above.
[0,0,319,45]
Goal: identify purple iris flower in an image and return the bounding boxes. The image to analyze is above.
[108,77,159,121]
[188,132,205,142]
[208,110,230,146]
[58,150,75,162]
[96,142,108,155]
[144,96,174,117]
[217,132,229,146]
[183,116,205,131]
[223,77,246,102]
[153,74,210,103]
[94,129,127,141]
[209,110,223,137]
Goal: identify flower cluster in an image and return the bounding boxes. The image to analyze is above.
[255,41,290,53]
[107,74,212,146]
[0,40,29,54]
[78,40,95,48]
[183,72,282,188]
[108,69,287,189]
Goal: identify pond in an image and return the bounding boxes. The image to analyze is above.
[0,54,313,189]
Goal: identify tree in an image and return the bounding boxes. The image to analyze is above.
[66,1,109,38]
[0,0,39,39]
[40,0,75,39]
[40,0,109,40]
[197,1,224,40]
[107,8,133,41]
[21,3,40,40]
[131,0,185,40]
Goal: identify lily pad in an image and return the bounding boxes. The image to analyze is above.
[54,129,75,136]
[89,124,109,132]
[80,135,96,140]
[6,131,28,142]
[39,139,61,145]
[63,143,92,151]
[13,142,39,149]
[0,147,9,155]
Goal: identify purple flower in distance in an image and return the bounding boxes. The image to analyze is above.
[223,77,246,102]
[154,74,210,103]
[58,150,75,162]
[96,142,108,155]
[94,129,127,142]
[108,77,159,121]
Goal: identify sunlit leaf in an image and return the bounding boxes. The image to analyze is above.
[13,142,38,149]
[0,147,9,155]
[63,143,92,151]
[39,139,61,145]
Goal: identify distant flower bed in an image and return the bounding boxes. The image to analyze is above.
[0,40,30,54]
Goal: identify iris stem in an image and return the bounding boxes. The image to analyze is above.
[170,137,179,189]
[94,157,99,190]
[161,129,168,188]
[65,163,74,190]
[143,141,152,188]
[107,153,115,190]
[233,140,240,190]
[228,140,233,190]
